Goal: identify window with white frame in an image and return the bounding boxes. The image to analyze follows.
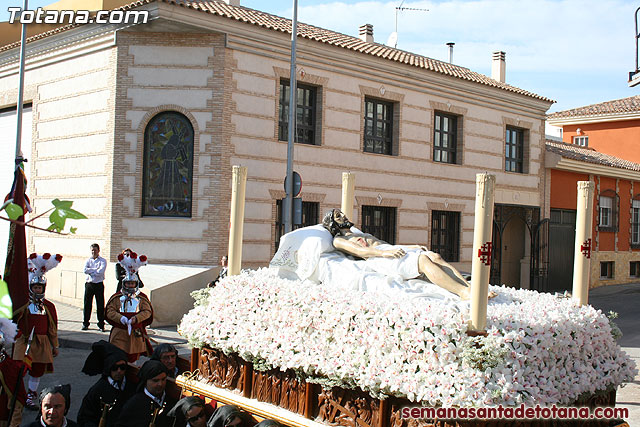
[599,195,613,229]
[599,190,619,231]
[573,136,588,147]
[633,199,640,246]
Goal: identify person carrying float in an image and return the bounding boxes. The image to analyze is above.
[77,340,135,427]
[12,252,62,410]
[105,252,153,362]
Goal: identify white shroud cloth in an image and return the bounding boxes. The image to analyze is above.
[270,225,512,310]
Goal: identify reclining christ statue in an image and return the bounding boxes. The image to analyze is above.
[322,208,491,300]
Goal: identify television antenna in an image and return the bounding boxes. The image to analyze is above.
[386,0,429,48]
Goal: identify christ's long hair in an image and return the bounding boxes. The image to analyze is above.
[322,209,354,237]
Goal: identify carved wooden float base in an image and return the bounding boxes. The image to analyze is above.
[177,347,624,427]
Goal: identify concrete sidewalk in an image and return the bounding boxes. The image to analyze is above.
[589,283,640,425]
[55,301,191,355]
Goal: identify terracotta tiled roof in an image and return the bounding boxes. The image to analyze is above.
[548,95,640,120]
[546,140,640,172]
[0,0,149,51]
[1,0,553,103]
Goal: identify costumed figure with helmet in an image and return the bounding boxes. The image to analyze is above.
[12,253,62,410]
[0,318,26,427]
[76,340,136,427]
[105,252,153,362]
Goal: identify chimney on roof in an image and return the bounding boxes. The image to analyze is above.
[446,42,455,64]
[492,51,506,83]
[359,24,374,43]
[222,0,240,5]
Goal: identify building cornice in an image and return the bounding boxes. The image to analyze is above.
[0,0,552,119]
[0,31,116,79]
[547,111,640,126]
[546,153,640,181]
[155,2,552,117]
[0,3,157,77]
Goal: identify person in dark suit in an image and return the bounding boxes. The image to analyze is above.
[167,396,207,427]
[77,341,135,427]
[26,385,78,427]
[115,360,177,427]
[208,256,228,288]
[150,343,179,378]
[206,405,250,427]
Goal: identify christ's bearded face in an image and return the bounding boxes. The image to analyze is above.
[322,208,354,237]
[333,209,354,230]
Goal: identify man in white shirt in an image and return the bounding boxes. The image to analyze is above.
[83,243,107,331]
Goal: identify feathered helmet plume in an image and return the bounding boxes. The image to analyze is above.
[27,253,62,286]
[117,252,148,292]
[0,318,18,356]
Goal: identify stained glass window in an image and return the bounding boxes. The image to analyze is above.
[142,112,194,217]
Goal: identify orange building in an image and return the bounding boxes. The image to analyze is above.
[545,140,640,289]
[547,95,640,162]
[547,96,640,288]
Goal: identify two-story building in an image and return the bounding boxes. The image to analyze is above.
[0,0,553,318]
[547,96,640,288]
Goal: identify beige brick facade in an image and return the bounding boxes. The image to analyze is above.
[0,3,553,306]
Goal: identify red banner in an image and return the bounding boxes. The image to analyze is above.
[4,164,29,319]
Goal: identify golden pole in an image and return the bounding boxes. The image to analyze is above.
[228,166,248,276]
[572,181,595,305]
[341,172,355,220]
[469,173,496,332]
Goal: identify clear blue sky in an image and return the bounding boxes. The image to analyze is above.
[3,0,638,113]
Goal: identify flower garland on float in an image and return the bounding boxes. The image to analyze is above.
[179,269,637,407]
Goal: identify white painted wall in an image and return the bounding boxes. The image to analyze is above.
[0,106,31,266]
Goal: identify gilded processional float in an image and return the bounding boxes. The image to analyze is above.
[177,168,636,427]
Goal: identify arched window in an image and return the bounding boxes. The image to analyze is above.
[598,189,619,232]
[142,112,194,217]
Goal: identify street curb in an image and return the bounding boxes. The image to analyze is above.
[58,337,93,350]
[57,329,191,353]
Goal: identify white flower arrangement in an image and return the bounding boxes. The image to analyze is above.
[179,268,637,407]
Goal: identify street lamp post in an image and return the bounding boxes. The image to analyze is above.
[15,0,29,164]
[284,0,298,234]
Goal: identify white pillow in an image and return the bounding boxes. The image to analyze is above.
[270,224,334,280]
